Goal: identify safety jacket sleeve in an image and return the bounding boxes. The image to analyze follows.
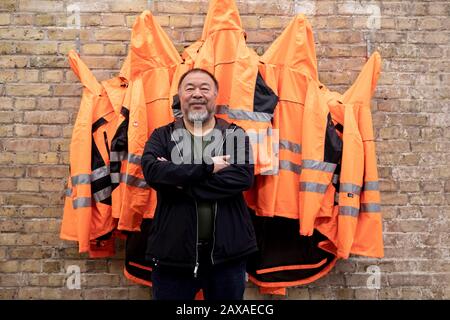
[336,104,364,259]
[188,128,254,200]
[141,128,214,188]
[299,81,342,236]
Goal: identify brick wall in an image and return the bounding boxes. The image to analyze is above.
[0,0,448,300]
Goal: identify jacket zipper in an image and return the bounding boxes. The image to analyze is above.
[209,125,236,265]
[193,200,199,278]
[210,202,217,265]
[171,128,200,277]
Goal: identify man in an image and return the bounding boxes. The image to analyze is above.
[141,68,257,300]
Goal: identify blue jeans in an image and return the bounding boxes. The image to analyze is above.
[151,242,247,300]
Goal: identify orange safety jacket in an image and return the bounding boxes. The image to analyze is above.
[310,52,384,259]
[301,81,364,259]
[248,52,383,295]
[171,0,279,175]
[115,10,183,232]
[247,14,318,219]
[109,53,131,224]
[61,50,127,256]
[245,15,339,295]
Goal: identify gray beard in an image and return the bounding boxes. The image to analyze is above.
[187,109,212,123]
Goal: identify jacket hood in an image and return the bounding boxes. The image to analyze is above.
[130,10,182,78]
[119,52,131,82]
[261,14,318,80]
[68,50,103,96]
[201,0,242,40]
[342,52,381,105]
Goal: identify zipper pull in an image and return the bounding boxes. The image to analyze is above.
[193,262,199,278]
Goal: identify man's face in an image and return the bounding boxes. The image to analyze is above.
[178,71,217,123]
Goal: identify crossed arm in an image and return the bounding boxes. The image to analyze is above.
[141,128,254,200]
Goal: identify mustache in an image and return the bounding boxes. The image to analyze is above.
[188,100,207,106]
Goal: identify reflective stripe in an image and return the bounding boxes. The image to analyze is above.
[339,206,359,217]
[360,203,381,213]
[91,165,110,182]
[332,174,339,185]
[300,182,328,194]
[340,183,362,196]
[216,105,272,122]
[279,160,301,174]
[334,192,339,203]
[65,188,72,197]
[127,153,142,165]
[110,173,120,184]
[363,181,379,191]
[279,139,301,154]
[302,160,336,173]
[173,109,183,118]
[93,186,112,202]
[110,151,127,162]
[121,174,149,189]
[73,197,91,209]
[260,168,279,175]
[71,174,90,185]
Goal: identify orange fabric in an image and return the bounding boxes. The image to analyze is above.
[249,14,317,219]
[178,0,277,175]
[258,287,287,296]
[129,261,153,272]
[256,258,327,274]
[336,104,364,258]
[345,53,384,258]
[248,256,338,288]
[308,53,384,258]
[123,267,152,287]
[61,50,125,253]
[116,10,183,231]
[299,81,335,234]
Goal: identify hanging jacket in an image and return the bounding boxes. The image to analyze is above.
[61,50,126,256]
[245,14,340,295]
[120,10,185,287]
[109,53,131,223]
[171,0,279,175]
[113,10,183,232]
[247,14,318,219]
[311,52,384,259]
[301,81,364,259]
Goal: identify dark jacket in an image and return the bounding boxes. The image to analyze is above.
[141,117,258,273]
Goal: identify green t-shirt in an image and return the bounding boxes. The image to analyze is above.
[191,132,214,241]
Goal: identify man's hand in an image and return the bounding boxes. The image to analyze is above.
[212,155,231,173]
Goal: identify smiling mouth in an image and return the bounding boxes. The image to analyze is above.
[189,103,206,108]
